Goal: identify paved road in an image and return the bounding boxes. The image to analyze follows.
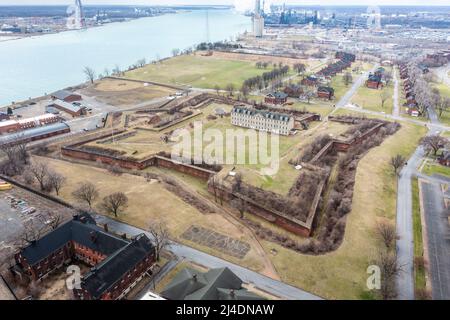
[340,105,450,132]
[396,145,426,300]
[93,215,322,300]
[393,66,400,117]
[420,179,450,299]
[335,65,378,108]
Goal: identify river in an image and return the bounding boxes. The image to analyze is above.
[0,9,252,107]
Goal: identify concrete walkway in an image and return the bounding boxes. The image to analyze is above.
[393,66,400,117]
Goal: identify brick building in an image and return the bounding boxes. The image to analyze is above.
[264,92,288,105]
[317,86,335,100]
[15,213,155,300]
[301,75,319,86]
[47,101,86,117]
[0,114,60,134]
[51,90,82,103]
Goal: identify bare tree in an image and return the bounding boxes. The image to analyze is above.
[83,66,96,84]
[343,72,353,86]
[171,48,180,57]
[72,182,99,208]
[390,154,406,176]
[241,84,250,98]
[0,138,29,176]
[21,222,43,245]
[304,87,316,104]
[101,192,128,217]
[136,58,146,68]
[421,135,446,156]
[436,96,450,119]
[148,220,170,261]
[380,90,390,110]
[29,161,49,191]
[226,83,235,96]
[48,212,62,230]
[374,250,403,300]
[232,172,243,192]
[231,197,247,219]
[376,221,397,249]
[214,84,221,95]
[384,71,393,86]
[47,171,66,196]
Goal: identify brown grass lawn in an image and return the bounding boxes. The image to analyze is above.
[40,156,266,273]
[80,78,175,107]
[262,120,427,299]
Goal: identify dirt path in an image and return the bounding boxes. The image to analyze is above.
[158,170,281,281]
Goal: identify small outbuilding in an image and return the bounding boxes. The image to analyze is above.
[51,90,82,103]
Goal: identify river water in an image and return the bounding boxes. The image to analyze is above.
[0,9,252,107]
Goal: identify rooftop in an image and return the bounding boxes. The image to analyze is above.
[232,106,292,122]
[161,267,263,300]
[0,122,69,145]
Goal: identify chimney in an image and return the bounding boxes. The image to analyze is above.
[230,289,235,298]
[192,274,198,282]
[103,224,109,233]
[121,233,127,240]
[90,231,98,243]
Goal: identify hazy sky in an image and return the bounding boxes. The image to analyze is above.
[1,0,449,6]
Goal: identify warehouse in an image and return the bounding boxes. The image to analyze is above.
[0,122,70,145]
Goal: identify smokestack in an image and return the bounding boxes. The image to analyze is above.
[255,0,261,16]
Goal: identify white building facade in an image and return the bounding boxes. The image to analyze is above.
[231,106,294,136]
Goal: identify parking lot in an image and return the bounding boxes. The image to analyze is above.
[0,187,74,262]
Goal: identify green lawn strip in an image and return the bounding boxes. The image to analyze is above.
[422,161,450,177]
[412,178,427,297]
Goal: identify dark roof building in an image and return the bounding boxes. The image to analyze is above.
[15,213,155,300]
[0,122,70,146]
[47,100,86,117]
[51,90,82,103]
[161,267,263,300]
[317,86,335,100]
[265,92,288,105]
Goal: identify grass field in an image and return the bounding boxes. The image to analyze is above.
[412,178,427,298]
[330,74,351,101]
[351,84,394,114]
[234,121,347,195]
[422,161,450,177]
[80,78,175,107]
[40,156,267,273]
[125,54,294,90]
[289,101,334,118]
[262,120,427,299]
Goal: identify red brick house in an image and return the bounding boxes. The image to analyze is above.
[15,213,155,300]
[265,92,288,105]
[317,86,335,100]
[366,74,383,89]
[301,75,319,86]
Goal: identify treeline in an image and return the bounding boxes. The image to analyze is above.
[196,41,243,51]
[242,65,290,91]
